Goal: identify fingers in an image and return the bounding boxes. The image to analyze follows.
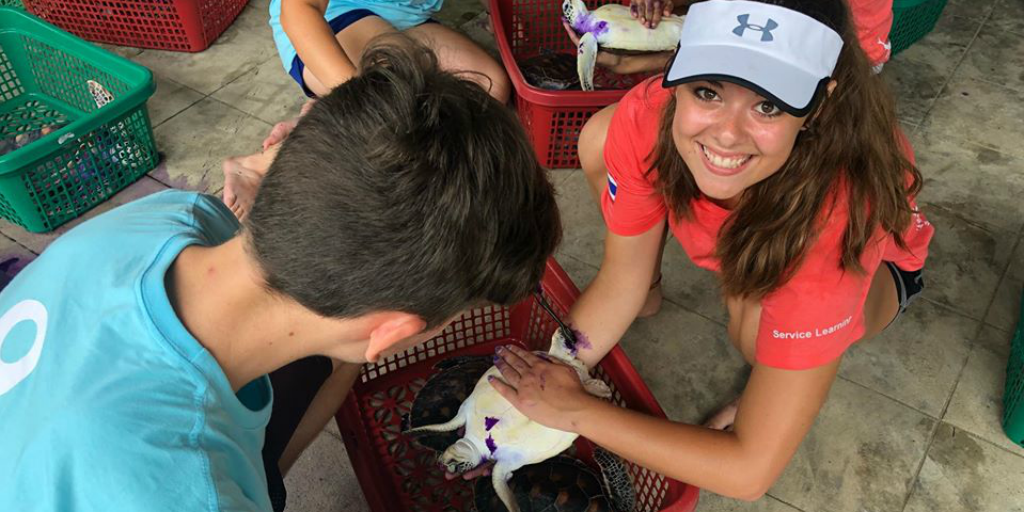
[562,19,580,46]
[630,1,639,18]
[651,4,662,28]
[503,345,545,366]
[663,0,674,16]
[447,461,493,481]
[487,375,518,402]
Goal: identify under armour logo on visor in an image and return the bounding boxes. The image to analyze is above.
[733,14,778,42]
[607,174,618,202]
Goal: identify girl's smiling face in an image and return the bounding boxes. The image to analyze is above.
[671,80,809,208]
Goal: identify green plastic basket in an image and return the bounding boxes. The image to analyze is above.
[0,7,157,233]
[1004,288,1024,448]
[890,0,949,56]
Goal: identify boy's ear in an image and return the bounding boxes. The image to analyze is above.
[364,312,428,363]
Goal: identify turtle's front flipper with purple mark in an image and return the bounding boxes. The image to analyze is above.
[577,32,599,92]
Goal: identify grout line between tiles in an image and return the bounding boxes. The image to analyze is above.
[899,414,942,512]
[764,493,810,512]
[917,11,993,128]
[836,375,942,421]
[977,229,1022,331]
[0,231,37,256]
[952,422,1024,461]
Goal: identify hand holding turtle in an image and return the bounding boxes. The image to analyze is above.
[489,345,599,433]
[561,19,624,72]
[630,0,673,28]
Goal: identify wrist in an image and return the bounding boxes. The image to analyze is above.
[568,394,608,435]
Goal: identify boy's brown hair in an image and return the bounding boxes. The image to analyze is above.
[246,36,561,326]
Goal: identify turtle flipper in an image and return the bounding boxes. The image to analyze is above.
[594,446,636,512]
[403,405,467,434]
[491,462,521,512]
[577,32,599,92]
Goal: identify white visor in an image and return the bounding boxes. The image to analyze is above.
[664,0,844,117]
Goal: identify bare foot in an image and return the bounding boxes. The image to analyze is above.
[263,100,316,150]
[704,399,740,431]
[636,277,663,318]
[222,157,265,221]
[262,118,298,151]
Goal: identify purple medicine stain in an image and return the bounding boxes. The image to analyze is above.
[486,434,498,455]
[485,417,500,431]
[571,326,593,351]
[571,14,609,36]
[562,325,594,357]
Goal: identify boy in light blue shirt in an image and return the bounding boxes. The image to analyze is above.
[0,40,560,512]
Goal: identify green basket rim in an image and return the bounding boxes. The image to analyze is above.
[893,0,939,10]
[0,6,155,174]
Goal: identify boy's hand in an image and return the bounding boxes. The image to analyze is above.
[562,20,623,71]
[445,461,493,481]
[630,0,674,28]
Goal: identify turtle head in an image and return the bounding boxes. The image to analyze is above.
[437,438,484,475]
[547,329,612,399]
[562,0,588,25]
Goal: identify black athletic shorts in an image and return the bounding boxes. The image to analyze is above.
[262,355,334,512]
[883,261,925,329]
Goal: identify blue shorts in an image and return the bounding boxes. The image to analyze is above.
[287,9,436,98]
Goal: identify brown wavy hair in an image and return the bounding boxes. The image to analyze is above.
[648,0,921,298]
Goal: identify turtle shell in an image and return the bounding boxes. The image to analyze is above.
[473,456,616,512]
[402,355,493,452]
[519,52,580,91]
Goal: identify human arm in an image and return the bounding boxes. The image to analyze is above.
[570,223,665,368]
[491,345,840,500]
[562,21,673,76]
[281,0,357,90]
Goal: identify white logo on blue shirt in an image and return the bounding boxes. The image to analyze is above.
[0,299,48,396]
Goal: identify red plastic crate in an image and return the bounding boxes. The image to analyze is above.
[23,0,248,52]
[334,258,700,512]
[491,0,659,169]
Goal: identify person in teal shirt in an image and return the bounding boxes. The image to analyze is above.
[0,39,561,512]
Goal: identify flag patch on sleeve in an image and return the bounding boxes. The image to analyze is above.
[607,174,618,202]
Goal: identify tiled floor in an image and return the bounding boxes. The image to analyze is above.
[5,0,1024,510]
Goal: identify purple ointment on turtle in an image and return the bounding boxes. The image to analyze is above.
[568,14,609,37]
[484,417,500,431]
[486,434,498,455]
[562,326,593,356]
[571,327,593,351]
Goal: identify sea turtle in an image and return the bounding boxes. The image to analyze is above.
[403,330,613,512]
[563,0,685,91]
[402,355,494,452]
[473,450,636,512]
[519,52,581,90]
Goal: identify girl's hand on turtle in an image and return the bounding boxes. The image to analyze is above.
[562,20,624,72]
[489,345,596,433]
[631,0,673,28]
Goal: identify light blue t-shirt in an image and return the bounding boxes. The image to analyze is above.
[0,191,275,512]
[269,0,445,73]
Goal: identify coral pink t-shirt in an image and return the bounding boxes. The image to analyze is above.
[849,0,894,66]
[600,80,934,370]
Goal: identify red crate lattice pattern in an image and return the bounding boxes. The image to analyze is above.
[24,0,248,52]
